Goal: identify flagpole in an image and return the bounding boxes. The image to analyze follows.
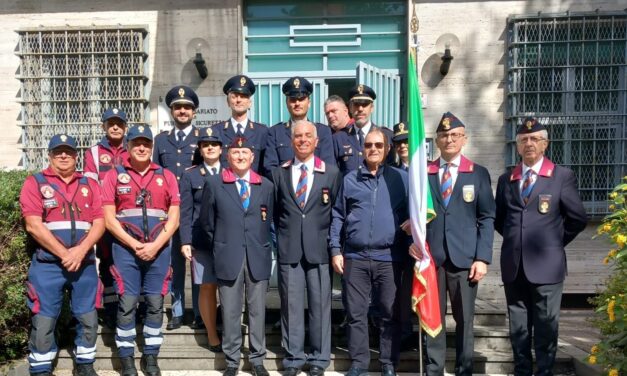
[407,1,426,374]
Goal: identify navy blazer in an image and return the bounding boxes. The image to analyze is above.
[332,124,395,175]
[211,119,268,174]
[495,158,587,284]
[426,156,496,269]
[263,120,334,176]
[271,157,342,265]
[153,126,200,181]
[198,168,274,282]
[179,165,222,247]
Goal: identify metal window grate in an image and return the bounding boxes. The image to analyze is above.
[16,27,149,170]
[506,12,627,217]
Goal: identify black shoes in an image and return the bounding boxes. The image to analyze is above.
[119,356,138,376]
[140,354,161,376]
[251,365,270,376]
[223,367,239,376]
[206,342,223,353]
[190,316,205,329]
[283,367,301,376]
[74,363,98,376]
[166,316,183,330]
[308,365,325,376]
[345,366,368,376]
[381,364,397,376]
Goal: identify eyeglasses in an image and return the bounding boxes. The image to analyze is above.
[436,132,465,141]
[50,150,77,158]
[517,136,546,144]
[364,142,385,149]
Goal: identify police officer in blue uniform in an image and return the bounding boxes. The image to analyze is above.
[211,75,268,174]
[332,84,394,175]
[263,76,334,176]
[392,122,409,171]
[179,127,224,351]
[153,85,201,330]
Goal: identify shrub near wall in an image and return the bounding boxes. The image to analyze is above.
[589,176,627,376]
[0,170,30,363]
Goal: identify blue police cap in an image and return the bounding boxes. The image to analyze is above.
[126,125,153,142]
[102,107,128,123]
[393,122,409,142]
[197,127,222,144]
[282,76,313,98]
[436,112,465,132]
[223,75,256,96]
[348,84,376,102]
[165,85,199,108]
[517,117,546,134]
[48,134,77,151]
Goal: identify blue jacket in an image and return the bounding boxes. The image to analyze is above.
[329,163,409,262]
[153,126,200,182]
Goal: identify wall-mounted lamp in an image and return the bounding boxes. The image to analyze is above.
[440,42,454,76]
[435,33,460,77]
[193,51,208,79]
[187,38,210,80]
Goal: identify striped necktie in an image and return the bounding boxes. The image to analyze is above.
[440,163,453,207]
[295,164,308,209]
[238,179,249,210]
[521,169,535,204]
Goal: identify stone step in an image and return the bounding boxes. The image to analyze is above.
[92,324,511,352]
[55,345,574,374]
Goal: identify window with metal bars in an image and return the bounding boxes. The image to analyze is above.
[16,26,149,170]
[506,12,627,217]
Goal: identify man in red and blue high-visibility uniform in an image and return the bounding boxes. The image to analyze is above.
[20,134,106,376]
[102,124,180,376]
[83,107,129,328]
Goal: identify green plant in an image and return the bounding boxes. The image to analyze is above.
[0,170,31,363]
[589,176,627,376]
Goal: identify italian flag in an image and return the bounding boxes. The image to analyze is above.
[408,50,442,338]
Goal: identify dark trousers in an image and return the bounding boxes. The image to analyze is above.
[344,258,403,368]
[504,271,563,376]
[425,262,478,376]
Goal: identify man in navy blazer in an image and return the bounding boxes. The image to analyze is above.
[495,117,587,376]
[422,113,495,376]
[198,136,274,376]
[271,120,342,376]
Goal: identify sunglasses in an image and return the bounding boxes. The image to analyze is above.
[364,142,385,149]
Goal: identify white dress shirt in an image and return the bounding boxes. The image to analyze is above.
[438,154,462,189]
[234,171,251,197]
[176,125,193,141]
[204,162,221,175]
[291,157,315,204]
[520,157,544,191]
[231,117,249,135]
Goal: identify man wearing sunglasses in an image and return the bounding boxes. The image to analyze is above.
[329,128,410,376]
[415,112,495,376]
[102,125,181,376]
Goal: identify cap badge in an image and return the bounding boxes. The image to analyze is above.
[137,126,145,133]
[240,76,246,86]
[60,135,67,142]
[294,78,300,89]
[238,138,243,147]
[113,108,119,114]
[399,123,405,133]
[526,120,533,130]
[178,87,185,98]
[442,118,451,130]
[357,84,364,94]
[206,128,213,136]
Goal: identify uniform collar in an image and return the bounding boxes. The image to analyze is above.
[510,157,555,181]
[99,137,126,151]
[428,155,474,174]
[281,156,326,172]
[122,158,161,172]
[171,124,194,138]
[42,166,83,182]
[222,167,262,184]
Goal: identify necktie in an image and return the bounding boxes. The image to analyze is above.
[236,124,244,136]
[211,167,218,175]
[238,179,249,210]
[358,129,365,148]
[177,130,185,146]
[440,163,452,207]
[521,169,535,204]
[295,164,308,209]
